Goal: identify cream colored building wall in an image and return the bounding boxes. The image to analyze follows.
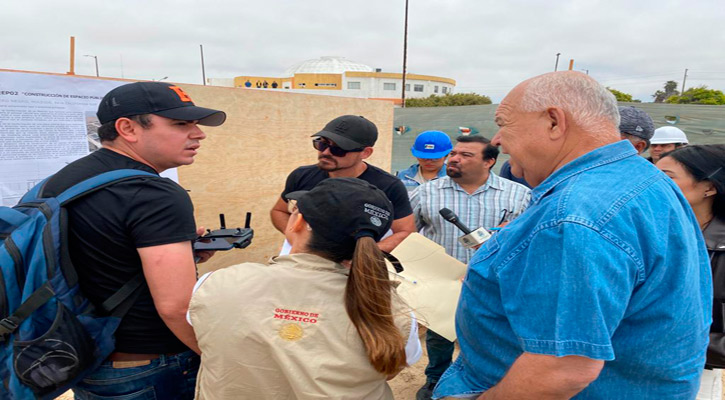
[178,85,394,273]
[291,73,342,90]
[234,76,284,89]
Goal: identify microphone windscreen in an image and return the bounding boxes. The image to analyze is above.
[439,208,456,221]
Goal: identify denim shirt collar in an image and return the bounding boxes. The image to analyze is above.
[531,141,637,205]
[401,163,448,182]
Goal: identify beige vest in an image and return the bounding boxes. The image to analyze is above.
[189,253,412,400]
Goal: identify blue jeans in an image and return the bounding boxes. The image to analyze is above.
[73,351,199,400]
[425,329,455,384]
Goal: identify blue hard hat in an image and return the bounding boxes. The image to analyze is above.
[411,130,453,159]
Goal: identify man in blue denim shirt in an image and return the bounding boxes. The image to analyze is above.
[434,71,712,399]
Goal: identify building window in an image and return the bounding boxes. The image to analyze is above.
[384,82,396,91]
[414,84,424,92]
[434,86,439,93]
[314,83,337,87]
[348,81,361,89]
[442,87,448,94]
[405,84,410,92]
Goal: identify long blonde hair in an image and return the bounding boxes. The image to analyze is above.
[308,233,407,375]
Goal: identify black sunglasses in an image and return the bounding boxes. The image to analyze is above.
[312,138,364,157]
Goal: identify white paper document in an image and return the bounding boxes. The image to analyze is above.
[0,71,178,206]
[387,233,467,342]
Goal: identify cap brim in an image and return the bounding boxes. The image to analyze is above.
[411,148,452,159]
[312,131,365,151]
[284,190,309,202]
[650,139,688,144]
[154,106,227,127]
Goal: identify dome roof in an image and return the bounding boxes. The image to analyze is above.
[283,56,374,77]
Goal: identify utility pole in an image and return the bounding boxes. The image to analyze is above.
[68,36,75,75]
[200,45,207,85]
[681,68,688,94]
[554,53,561,71]
[84,55,99,77]
[401,0,409,108]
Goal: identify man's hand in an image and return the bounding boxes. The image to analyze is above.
[477,352,603,399]
[378,214,416,253]
[193,226,215,263]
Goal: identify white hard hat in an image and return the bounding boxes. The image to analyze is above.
[651,126,688,145]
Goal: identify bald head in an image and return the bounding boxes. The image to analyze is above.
[520,71,620,135]
[492,71,623,186]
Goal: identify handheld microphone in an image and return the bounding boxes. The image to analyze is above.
[439,208,472,234]
[439,207,491,248]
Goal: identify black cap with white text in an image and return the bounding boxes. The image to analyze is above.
[285,178,393,243]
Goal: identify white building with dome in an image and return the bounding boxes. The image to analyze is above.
[207,56,455,106]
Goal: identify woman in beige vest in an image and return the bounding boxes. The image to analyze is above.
[188,178,421,399]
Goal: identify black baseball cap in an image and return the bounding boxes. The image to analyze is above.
[312,115,378,150]
[97,82,226,126]
[285,178,393,242]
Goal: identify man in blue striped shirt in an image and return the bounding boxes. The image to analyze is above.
[410,135,531,399]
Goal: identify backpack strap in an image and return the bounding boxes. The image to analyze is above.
[0,272,146,342]
[19,176,51,203]
[1,170,158,341]
[52,170,157,315]
[0,282,54,341]
[99,272,146,318]
[55,169,158,205]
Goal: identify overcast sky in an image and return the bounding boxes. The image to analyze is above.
[2,0,723,103]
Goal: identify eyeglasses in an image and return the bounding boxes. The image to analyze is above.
[312,138,364,157]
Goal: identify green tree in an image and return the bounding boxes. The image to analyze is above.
[652,80,679,103]
[665,86,725,105]
[405,92,492,107]
[607,87,634,102]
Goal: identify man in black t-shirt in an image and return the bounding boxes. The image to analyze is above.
[270,115,415,253]
[43,82,226,400]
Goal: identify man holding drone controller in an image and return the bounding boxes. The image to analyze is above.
[42,81,226,399]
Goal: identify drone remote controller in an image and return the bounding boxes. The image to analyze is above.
[193,212,254,253]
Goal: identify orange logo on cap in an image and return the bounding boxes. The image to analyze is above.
[168,86,193,102]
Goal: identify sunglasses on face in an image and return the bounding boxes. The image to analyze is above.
[312,138,364,157]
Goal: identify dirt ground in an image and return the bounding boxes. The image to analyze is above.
[390,325,435,399]
[391,325,458,399]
